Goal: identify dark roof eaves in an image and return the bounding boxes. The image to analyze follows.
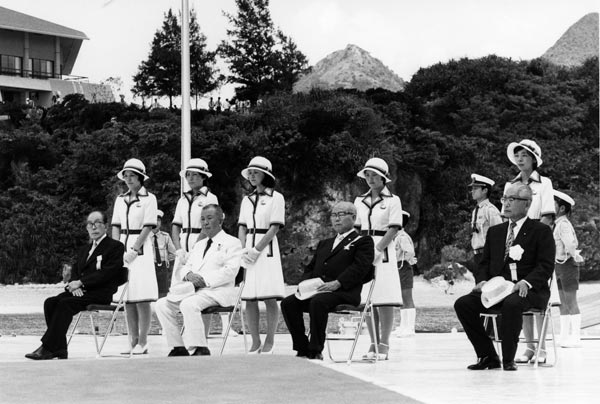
[0,25,89,40]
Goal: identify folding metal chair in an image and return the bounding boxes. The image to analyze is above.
[480,299,559,368]
[201,268,248,355]
[325,266,378,364]
[67,278,131,358]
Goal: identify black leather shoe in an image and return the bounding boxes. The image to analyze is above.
[296,351,308,358]
[503,361,518,371]
[307,352,323,360]
[192,346,211,356]
[467,355,501,370]
[25,345,67,360]
[167,347,190,357]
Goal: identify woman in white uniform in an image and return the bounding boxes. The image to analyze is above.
[171,158,218,266]
[504,140,555,364]
[170,158,231,335]
[111,158,158,355]
[238,156,285,354]
[354,157,403,360]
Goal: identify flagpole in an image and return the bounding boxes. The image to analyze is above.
[181,0,191,194]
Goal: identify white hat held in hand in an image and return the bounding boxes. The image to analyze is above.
[166,281,196,302]
[481,276,515,308]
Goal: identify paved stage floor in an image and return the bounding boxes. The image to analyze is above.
[1,331,599,404]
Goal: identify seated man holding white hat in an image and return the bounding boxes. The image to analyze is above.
[155,204,242,356]
[281,202,374,360]
[468,173,502,273]
[454,183,554,371]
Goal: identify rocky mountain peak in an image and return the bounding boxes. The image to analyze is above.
[293,44,405,93]
[542,12,599,67]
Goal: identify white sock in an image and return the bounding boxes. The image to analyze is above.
[569,314,582,347]
[406,308,416,334]
[559,315,570,344]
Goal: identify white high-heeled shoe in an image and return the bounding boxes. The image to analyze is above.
[261,345,274,354]
[248,345,262,354]
[132,344,148,355]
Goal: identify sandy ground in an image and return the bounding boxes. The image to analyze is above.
[1,277,599,314]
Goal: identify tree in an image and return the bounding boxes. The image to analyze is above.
[132,8,219,109]
[218,0,308,103]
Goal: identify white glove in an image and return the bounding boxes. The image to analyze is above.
[175,249,188,264]
[373,248,384,264]
[242,247,261,266]
[124,249,138,265]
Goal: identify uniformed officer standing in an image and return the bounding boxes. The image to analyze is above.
[151,209,176,297]
[468,174,502,273]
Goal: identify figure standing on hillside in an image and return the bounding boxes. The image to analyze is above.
[468,174,502,274]
[170,159,232,336]
[354,157,403,360]
[504,139,555,365]
[392,210,418,337]
[111,158,158,355]
[238,156,286,354]
[208,97,215,114]
[553,190,584,348]
[216,97,222,114]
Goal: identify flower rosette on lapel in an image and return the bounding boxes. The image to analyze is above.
[508,245,524,261]
[343,235,362,251]
[96,255,102,270]
[214,244,225,266]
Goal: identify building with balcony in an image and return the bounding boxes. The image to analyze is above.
[0,6,113,107]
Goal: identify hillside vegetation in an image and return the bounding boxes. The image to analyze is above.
[0,56,598,283]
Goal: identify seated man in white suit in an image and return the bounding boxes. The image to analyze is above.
[155,204,242,356]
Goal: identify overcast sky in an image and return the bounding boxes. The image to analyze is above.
[2,0,598,105]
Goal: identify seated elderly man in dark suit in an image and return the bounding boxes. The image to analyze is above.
[281,201,374,360]
[454,183,555,371]
[25,211,126,360]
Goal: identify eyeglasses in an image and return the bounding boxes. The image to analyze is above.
[501,196,530,204]
[86,220,105,228]
[331,212,354,219]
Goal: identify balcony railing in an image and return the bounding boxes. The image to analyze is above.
[0,67,88,81]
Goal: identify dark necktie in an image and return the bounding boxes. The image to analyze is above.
[153,235,162,264]
[471,205,479,233]
[203,238,213,258]
[504,222,517,261]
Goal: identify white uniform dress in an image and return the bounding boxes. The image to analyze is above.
[504,171,555,219]
[172,187,219,252]
[238,188,285,301]
[112,186,158,303]
[354,187,403,306]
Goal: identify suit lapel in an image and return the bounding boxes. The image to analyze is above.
[512,218,531,246]
[326,231,359,259]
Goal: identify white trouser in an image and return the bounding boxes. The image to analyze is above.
[155,292,219,348]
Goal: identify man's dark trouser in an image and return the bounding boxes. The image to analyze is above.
[281,292,353,355]
[454,290,540,363]
[41,291,109,352]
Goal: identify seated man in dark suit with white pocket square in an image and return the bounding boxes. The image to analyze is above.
[25,211,126,360]
[281,201,374,360]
